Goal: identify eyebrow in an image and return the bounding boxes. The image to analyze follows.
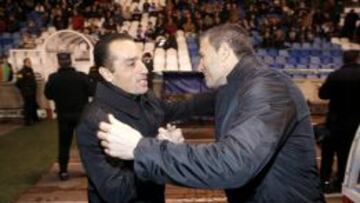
[125,57,138,62]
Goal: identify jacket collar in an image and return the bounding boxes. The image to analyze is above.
[94,82,143,119]
[226,53,263,87]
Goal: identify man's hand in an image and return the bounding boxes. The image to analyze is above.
[157,124,184,143]
[97,114,142,160]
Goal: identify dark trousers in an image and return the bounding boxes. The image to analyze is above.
[320,129,356,184]
[23,95,38,124]
[57,117,78,172]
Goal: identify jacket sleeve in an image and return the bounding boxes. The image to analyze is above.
[133,82,297,189]
[44,75,54,100]
[318,73,335,100]
[81,73,95,97]
[76,107,138,203]
[161,91,215,123]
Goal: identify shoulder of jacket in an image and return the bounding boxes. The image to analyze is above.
[81,101,108,128]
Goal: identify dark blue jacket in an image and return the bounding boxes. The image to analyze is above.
[319,62,360,134]
[76,82,214,203]
[45,67,93,120]
[133,55,325,203]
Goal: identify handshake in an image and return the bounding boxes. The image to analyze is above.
[98,115,184,160]
[157,124,184,143]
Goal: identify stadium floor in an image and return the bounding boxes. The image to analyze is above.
[1,123,341,203]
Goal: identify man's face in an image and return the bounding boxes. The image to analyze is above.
[24,59,32,67]
[106,40,149,94]
[198,37,225,88]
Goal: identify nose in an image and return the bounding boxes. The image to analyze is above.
[139,61,148,74]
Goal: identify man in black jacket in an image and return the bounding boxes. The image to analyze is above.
[98,24,325,202]
[16,57,39,125]
[45,53,93,180]
[319,50,360,192]
[76,34,214,202]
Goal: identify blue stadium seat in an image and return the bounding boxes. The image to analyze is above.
[284,64,295,69]
[311,43,321,49]
[322,42,332,50]
[310,49,321,56]
[302,42,311,49]
[257,48,267,57]
[12,32,21,40]
[267,48,278,57]
[322,50,332,57]
[313,37,322,44]
[287,56,299,65]
[333,57,343,65]
[275,56,287,64]
[321,56,333,64]
[270,64,284,69]
[289,49,301,57]
[1,32,11,39]
[264,55,274,64]
[296,64,307,69]
[279,50,289,57]
[330,44,341,50]
[292,42,301,49]
[331,49,343,57]
[310,56,321,65]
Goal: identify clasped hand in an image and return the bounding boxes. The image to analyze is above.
[97,114,184,160]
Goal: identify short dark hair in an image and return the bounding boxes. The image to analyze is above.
[23,57,30,64]
[57,52,72,67]
[200,23,254,58]
[93,33,133,72]
[343,50,359,64]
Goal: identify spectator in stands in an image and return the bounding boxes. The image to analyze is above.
[132,6,142,21]
[53,12,68,30]
[149,2,157,16]
[21,32,36,48]
[88,65,104,91]
[183,18,196,34]
[71,9,85,31]
[145,22,155,40]
[7,15,20,33]
[143,0,150,13]
[15,58,39,125]
[97,23,325,203]
[203,14,214,30]
[341,9,359,40]
[26,20,41,36]
[1,57,13,82]
[142,52,153,89]
[112,6,124,27]
[165,18,177,35]
[44,52,93,181]
[318,50,360,193]
[103,17,117,34]
[122,6,132,20]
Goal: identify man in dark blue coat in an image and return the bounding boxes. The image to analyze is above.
[98,24,325,203]
[45,52,93,180]
[319,50,360,192]
[16,57,39,125]
[76,34,214,203]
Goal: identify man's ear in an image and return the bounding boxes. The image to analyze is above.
[99,67,113,82]
[218,42,231,61]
